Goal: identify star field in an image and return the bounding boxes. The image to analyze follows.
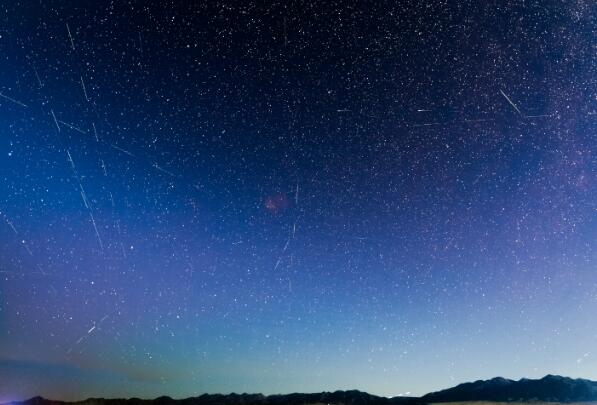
[0,1,595,401]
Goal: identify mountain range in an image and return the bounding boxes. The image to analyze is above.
[5,375,597,405]
[422,375,597,402]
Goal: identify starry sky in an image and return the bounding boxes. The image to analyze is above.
[0,0,595,402]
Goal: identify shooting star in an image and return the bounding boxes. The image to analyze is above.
[92,122,99,142]
[110,144,135,157]
[80,76,90,101]
[0,92,28,108]
[66,23,75,50]
[153,163,176,177]
[51,110,61,132]
[58,120,87,134]
[89,211,104,251]
[499,89,523,116]
[32,65,43,87]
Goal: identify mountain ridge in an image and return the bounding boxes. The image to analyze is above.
[422,375,597,402]
[4,391,419,405]
[4,376,597,405]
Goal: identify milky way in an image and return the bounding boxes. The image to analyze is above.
[0,1,595,401]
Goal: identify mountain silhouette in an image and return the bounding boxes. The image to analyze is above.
[5,376,597,405]
[5,391,421,405]
[422,375,597,402]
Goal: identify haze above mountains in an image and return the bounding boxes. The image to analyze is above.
[6,375,597,405]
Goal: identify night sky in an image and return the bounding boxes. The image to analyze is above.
[0,0,596,401]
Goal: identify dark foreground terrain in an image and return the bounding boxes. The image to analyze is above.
[6,375,597,405]
[8,392,420,405]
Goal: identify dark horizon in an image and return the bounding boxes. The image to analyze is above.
[5,375,597,404]
[5,375,597,403]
